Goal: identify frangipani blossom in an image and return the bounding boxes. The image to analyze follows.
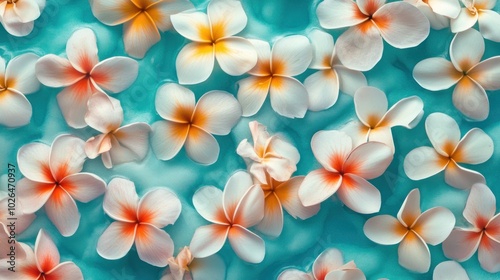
[84,92,151,169]
[0,0,45,37]
[413,28,500,120]
[36,28,139,128]
[190,171,265,263]
[433,261,469,280]
[278,248,366,280]
[237,36,313,118]
[404,113,493,189]
[237,121,300,183]
[404,0,460,30]
[90,0,193,58]
[316,0,430,71]
[450,0,500,42]
[17,134,106,236]
[97,178,182,267]
[299,130,393,214]
[171,0,257,84]
[0,229,83,280]
[305,29,367,111]
[443,183,500,273]
[0,53,40,127]
[161,247,226,280]
[364,189,455,273]
[151,83,241,165]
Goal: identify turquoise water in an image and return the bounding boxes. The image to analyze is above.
[1,0,500,279]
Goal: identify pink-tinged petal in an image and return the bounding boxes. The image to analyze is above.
[151,121,189,161]
[452,76,489,121]
[185,126,219,165]
[249,120,271,154]
[233,184,265,228]
[135,224,173,267]
[463,183,495,228]
[413,58,462,91]
[450,28,484,71]
[305,69,340,111]
[397,189,421,228]
[193,90,241,135]
[0,8,34,37]
[367,127,394,152]
[311,130,352,172]
[59,173,106,203]
[17,142,52,183]
[313,248,344,280]
[404,146,448,180]
[381,96,424,129]
[444,161,485,189]
[190,254,226,280]
[353,86,387,127]
[170,12,211,42]
[337,174,381,214]
[373,2,430,48]
[207,0,247,38]
[5,53,40,94]
[486,214,500,242]
[453,128,493,164]
[433,261,469,280]
[85,134,112,159]
[137,188,181,228]
[104,178,139,222]
[325,269,366,280]
[341,120,369,149]
[222,171,253,220]
[276,176,320,220]
[425,112,460,157]
[45,187,80,236]
[427,0,461,18]
[3,199,36,234]
[228,225,265,263]
[0,89,31,127]
[193,186,227,224]
[85,92,123,132]
[56,79,95,128]
[107,123,151,167]
[35,55,83,87]
[190,224,229,258]
[214,37,257,76]
[344,141,393,179]
[450,8,478,33]
[35,229,60,273]
[96,221,137,259]
[248,39,272,76]
[271,35,312,76]
[357,0,386,14]
[12,0,40,22]
[398,231,431,273]
[308,29,334,70]
[468,56,500,90]
[90,0,140,26]
[66,28,99,73]
[256,193,283,237]
[45,262,83,280]
[278,269,313,280]
[415,3,450,30]
[269,76,309,118]
[49,134,86,181]
[364,215,407,245]
[443,228,482,261]
[317,0,367,29]
[176,42,215,85]
[299,169,342,207]
[90,57,139,93]
[123,12,161,59]
[267,136,300,167]
[237,76,271,117]
[17,179,55,213]
[155,83,195,122]
[478,10,500,42]
[145,0,194,32]
[477,236,500,273]
[8,242,38,279]
[413,207,456,245]
[335,23,383,71]
[336,66,367,96]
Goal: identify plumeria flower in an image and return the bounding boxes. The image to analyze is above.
[298,130,393,214]
[0,0,45,37]
[90,0,193,58]
[443,183,500,273]
[151,83,241,165]
[0,197,35,236]
[161,247,226,280]
[404,0,460,30]
[305,29,367,111]
[0,229,83,280]
[364,189,455,273]
[450,0,500,41]
[84,92,150,169]
[316,0,430,71]
[97,178,181,267]
[171,0,257,84]
[0,53,40,127]
[345,86,424,152]
[278,248,366,280]
[433,261,469,280]
[404,112,493,189]
[236,121,300,183]
[36,28,139,128]
[237,36,312,118]
[17,134,106,236]
[190,171,265,263]
[255,172,320,237]
[413,28,500,120]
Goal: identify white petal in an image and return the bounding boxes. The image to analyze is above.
[17,179,54,214]
[176,42,215,85]
[269,77,308,118]
[427,0,461,19]
[344,141,393,179]
[354,86,388,128]
[171,11,211,42]
[35,229,60,273]
[215,37,257,75]
[45,187,80,237]
[151,121,189,161]
[364,215,407,245]
[337,174,381,214]
[316,0,367,29]
[104,178,139,222]
[1,9,34,36]
[433,261,470,280]
[248,39,272,76]
[137,188,181,228]
[108,123,151,166]
[227,225,265,263]
[207,0,247,38]
[404,146,448,180]
[325,269,366,280]
[49,135,86,181]
[123,12,161,58]
[66,28,99,73]
[85,92,123,132]
[237,76,271,117]
[233,184,265,228]
[146,0,194,32]
[478,10,500,42]
[185,126,219,165]
[97,221,136,260]
[366,127,395,152]
[155,83,195,122]
[450,8,478,33]
[135,224,174,267]
[5,52,40,94]
[357,0,385,14]
[463,183,496,228]
[413,207,455,245]
[56,79,94,128]
[452,76,489,121]
[271,35,312,76]
[90,57,139,93]
[336,24,384,71]
[0,89,32,127]
[12,0,40,22]
[90,0,140,26]
[190,224,229,258]
[190,254,226,280]
[381,96,424,128]
[193,90,241,135]
[444,161,486,189]
[308,29,334,69]
[59,173,106,203]
[256,193,283,237]
[416,4,450,30]
[46,262,84,280]
[222,171,255,220]
[313,248,345,279]
[397,189,422,227]
[468,57,500,90]
[311,130,352,172]
[398,231,431,273]
[442,228,481,261]
[35,55,83,87]
[425,112,460,157]
[335,66,367,96]
[278,270,313,280]
[450,28,484,72]
[413,57,462,91]
[193,186,227,224]
[453,128,493,164]
[276,176,320,220]
[305,70,340,111]
[477,236,500,273]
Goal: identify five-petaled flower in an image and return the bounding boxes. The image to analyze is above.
[404,112,493,189]
[450,0,500,42]
[97,178,182,267]
[364,188,455,273]
[404,0,460,30]
[17,134,106,236]
[161,246,226,280]
[0,0,45,37]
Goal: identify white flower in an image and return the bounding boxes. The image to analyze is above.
[0,0,45,37]
[451,0,500,42]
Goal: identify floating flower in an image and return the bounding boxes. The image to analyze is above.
[299,130,392,214]
[345,86,423,152]
[17,134,106,236]
[84,92,151,169]
[450,0,500,41]
[316,0,430,71]
[0,197,36,236]
[404,112,493,189]
[237,36,312,118]
[404,0,460,30]
[364,189,455,273]
[443,183,500,273]
[413,28,500,120]
[278,248,366,280]
[0,0,45,37]
[433,261,469,280]
[97,178,182,267]
[161,247,226,280]
[0,53,40,127]
[237,121,300,183]
[90,0,194,58]
[305,29,367,112]
[151,83,241,165]
[190,171,265,263]
[36,28,139,128]
[171,0,257,84]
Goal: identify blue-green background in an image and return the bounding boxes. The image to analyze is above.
[1,0,500,279]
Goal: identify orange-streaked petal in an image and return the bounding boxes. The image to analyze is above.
[232,184,265,228]
[468,56,500,90]
[45,187,80,237]
[452,76,489,121]
[56,78,95,128]
[35,55,84,87]
[97,221,137,260]
[190,224,229,258]
[185,126,219,165]
[477,236,500,273]
[271,35,312,76]
[171,11,212,42]
[298,169,342,207]
[155,83,195,122]
[237,75,271,117]
[214,37,258,76]
[412,207,456,245]
[317,0,368,29]
[403,146,449,180]
[450,28,484,72]
[207,0,247,39]
[45,262,83,280]
[90,56,139,93]
[398,231,431,273]
[193,186,228,224]
[463,183,495,229]
[343,141,393,179]
[151,120,190,161]
[397,188,421,228]
[364,215,407,245]
[453,128,493,164]
[247,39,272,76]
[66,28,99,74]
[35,229,60,273]
[312,248,345,280]
[137,188,181,228]
[17,178,55,214]
[424,112,461,157]
[4,53,40,94]
[104,178,139,222]
[49,135,86,182]
[85,134,112,159]
[311,130,352,172]
[59,173,106,203]
[256,193,283,237]
[135,224,174,267]
[337,174,381,214]
[269,76,308,118]
[305,69,339,112]
[176,42,215,85]
[17,141,52,183]
[90,0,141,26]
[123,11,161,58]
[353,86,387,128]
[222,171,254,221]
[192,90,241,135]
[413,57,463,91]
[275,176,320,220]
[145,0,193,32]
[227,225,265,263]
[442,228,482,261]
